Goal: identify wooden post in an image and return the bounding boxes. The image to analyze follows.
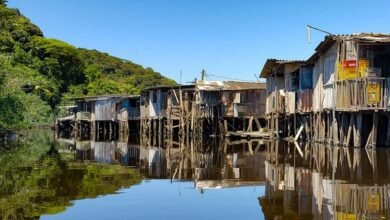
[386,115,390,146]
[254,118,262,131]
[339,114,345,145]
[333,113,339,145]
[247,117,253,132]
[372,112,378,148]
[224,119,228,134]
[353,113,363,147]
[96,121,100,140]
[345,113,353,147]
[109,121,112,138]
[276,115,279,138]
[294,113,297,136]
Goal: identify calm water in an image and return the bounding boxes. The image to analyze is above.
[1,130,390,219]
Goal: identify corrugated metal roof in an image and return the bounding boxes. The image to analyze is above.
[143,84,195,91]
[196,80,266,91]
[69,94,140,101]
[336,33,390,41]
[260,59,305,78]
[308,33,390,63]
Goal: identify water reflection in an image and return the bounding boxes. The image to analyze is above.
[3,130,390,219]
[0,130,141,219]
[261,141,390,219]
[58,133,268,186]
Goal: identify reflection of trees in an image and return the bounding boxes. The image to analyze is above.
[0,130,142,219]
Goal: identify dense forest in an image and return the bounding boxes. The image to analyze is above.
[0,2,175,134]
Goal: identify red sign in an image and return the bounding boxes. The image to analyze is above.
[342,60,357,68]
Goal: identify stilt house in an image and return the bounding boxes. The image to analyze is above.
[308,33,390,147]
[140,85,196,136]
[194,80,267,136]
[72,95,139,138]
[261,34,390,147]
[260,60,305,136]
[116,95,140,133]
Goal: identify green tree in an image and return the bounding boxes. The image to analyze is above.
[0,4,176,131]
[29,37,85,90]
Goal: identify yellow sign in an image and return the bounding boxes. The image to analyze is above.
[358,59,369,77]
[337,60,369,80]
[367,83,381,104]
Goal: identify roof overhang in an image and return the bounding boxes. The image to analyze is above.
[260,59,305,78]
[69,94,140,102]
[307,33,390,64]
[196,80,266,91]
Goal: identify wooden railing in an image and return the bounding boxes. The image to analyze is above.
[335,77,388,111]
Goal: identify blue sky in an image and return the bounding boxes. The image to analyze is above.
[8,0,390,83]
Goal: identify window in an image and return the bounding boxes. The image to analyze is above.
[152,92,158,103]
[300,66,313,90]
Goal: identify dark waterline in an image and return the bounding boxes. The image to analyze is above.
[1,129,390,219]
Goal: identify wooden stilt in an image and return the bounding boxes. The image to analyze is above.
[372,112,378,148]
[353,113,362,148]
[345,113,353,147]
[333,113,339,145]
[386,115,390,146]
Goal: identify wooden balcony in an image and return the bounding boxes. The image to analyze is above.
[335,77,388,111]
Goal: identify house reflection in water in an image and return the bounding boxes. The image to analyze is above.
[138,136,267,191]
[260,141,390,219]
[58,134,140,166]
[194,139,267,191]
[58,134,268,190]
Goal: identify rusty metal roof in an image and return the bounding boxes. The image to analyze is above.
[196,80,266,91]
[260,59,305,78]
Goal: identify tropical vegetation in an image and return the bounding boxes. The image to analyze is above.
[0,2,175,135]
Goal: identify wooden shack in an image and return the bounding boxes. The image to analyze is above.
[260,59,305,137]
[140,85,196,137]
[71,95,140,139]
[307,33,390,147]
[194,80,267,137]
[260,34,390,147]
[165,85,196,136]
[116,95,140,133]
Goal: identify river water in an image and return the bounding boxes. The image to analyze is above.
[0,129,389,219]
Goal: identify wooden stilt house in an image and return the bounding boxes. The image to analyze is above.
[260,34,390,147]
[307,33,390,147]
[260,60,305,137]
[194,80,267,137]
[116,95,140,133]
[140,85,196,137]
[71,95,140,140]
